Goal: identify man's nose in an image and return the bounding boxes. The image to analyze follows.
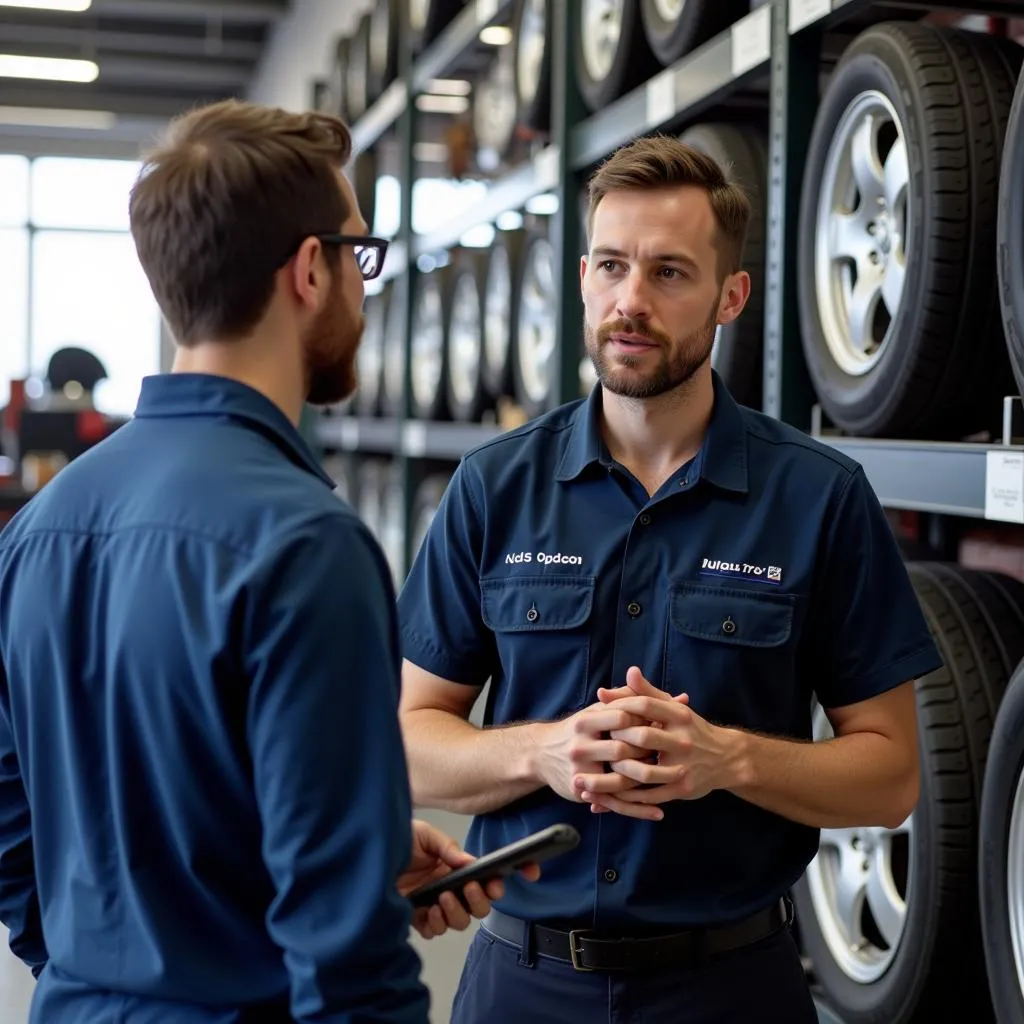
[616,270,651,321]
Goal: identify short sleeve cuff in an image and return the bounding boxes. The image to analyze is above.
[816,643,945,709]
[400,627,488,687]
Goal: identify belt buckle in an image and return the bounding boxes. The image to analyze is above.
[568,929,595,972]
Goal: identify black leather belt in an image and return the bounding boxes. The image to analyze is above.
[481,899,792,973]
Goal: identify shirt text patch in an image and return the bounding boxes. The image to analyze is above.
[505,551,583,567]
[700,558,782,585]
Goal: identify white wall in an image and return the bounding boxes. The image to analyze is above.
[247,0,375,111]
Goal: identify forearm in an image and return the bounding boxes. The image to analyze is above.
[402,710,548,815]
[724,728,918,830]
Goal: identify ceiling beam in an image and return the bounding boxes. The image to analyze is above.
[90,0,290,23]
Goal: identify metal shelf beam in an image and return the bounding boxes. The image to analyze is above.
[317,418,502,460]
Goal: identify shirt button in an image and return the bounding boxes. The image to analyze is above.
[526,607,539,623]
[639,513,651,526]
[679,478,688,487]
[722,616,736,635]
[603,868,618,883]
[627,601,642,618]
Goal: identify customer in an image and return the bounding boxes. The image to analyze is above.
[397,134,943,1023]
[0,98,529,1023]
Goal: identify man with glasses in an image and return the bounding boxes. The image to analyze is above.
[0,99,531,1023]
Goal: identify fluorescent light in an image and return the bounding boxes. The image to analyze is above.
[415,94,469,114]
[0,105,116,129]
[413,141,450,163]
[0,54,98,82]
[526,192,559,216]
[479,25,513,45]
[0,0,92,10]
[425,78,472,96]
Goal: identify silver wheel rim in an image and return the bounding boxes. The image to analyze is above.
[1007,764,1024,997]
[380,472,405,582]
[653,0,685,20]
[517,239,557,404]
[805,704,913,983]
[356,298,385,404]
[370,4,389,79]
[449,272,482,407]
[383,298,405,409]
[412,499,439,558]
[517,0,546,107]
[814,90,910,377]
[582,0,624,83]
[484,244,512,379]
[411,279,444,410]
[358,465,382,535]
[475,47,517,154]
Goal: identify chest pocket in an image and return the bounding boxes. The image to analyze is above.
[481,575,595,719]
[664,581,798,731]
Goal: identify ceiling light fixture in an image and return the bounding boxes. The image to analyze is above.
[0,1,93,11]
[479,26,513,46]
[0,54,98,82]
[415,94,470,115]
[0,105,115,130]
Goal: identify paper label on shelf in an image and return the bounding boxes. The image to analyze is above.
[985,450,1024,523]
[403,422,427,457]
[731,5,772,77]
[789,0,831,33]
[339,419,360,449]
[476,0,499,25]
[534,146,561,189]
[646,73,676,128]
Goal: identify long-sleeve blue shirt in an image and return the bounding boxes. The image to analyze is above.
[0,373,429,1023]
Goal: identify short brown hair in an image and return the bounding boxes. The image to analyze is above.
[587,134,751,279]
[130,98,352,346]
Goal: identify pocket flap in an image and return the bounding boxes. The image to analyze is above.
[481,575,596,632]
[670,582,795,648]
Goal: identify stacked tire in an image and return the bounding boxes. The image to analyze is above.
[795,563,1024,1022]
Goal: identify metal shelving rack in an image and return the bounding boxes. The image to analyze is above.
[318,0,1024,572]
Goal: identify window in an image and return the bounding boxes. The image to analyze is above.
[0,156,29,227]
[30,157,141,231]
[0,229,29,408]
[31,231,160,418]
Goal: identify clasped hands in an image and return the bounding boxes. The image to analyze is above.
[562,666,736,822]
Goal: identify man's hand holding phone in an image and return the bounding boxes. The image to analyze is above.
[398,819,541,939]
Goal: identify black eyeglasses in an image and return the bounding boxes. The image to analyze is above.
[315,233,390,280]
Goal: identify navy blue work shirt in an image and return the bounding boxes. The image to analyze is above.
[0,374,429,1023]
[398,371,943,930]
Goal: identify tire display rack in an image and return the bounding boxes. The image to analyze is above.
[312,4,1024,1022]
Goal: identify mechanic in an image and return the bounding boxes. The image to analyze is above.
[397,134,943,1023]
[0,98,534,1024]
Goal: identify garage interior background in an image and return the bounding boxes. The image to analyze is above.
[6,0,1024,1022]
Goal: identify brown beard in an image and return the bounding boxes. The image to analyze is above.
[585,296,721,400]
[304,276,363,406]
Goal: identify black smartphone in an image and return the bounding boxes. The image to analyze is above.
[407,823,580,910]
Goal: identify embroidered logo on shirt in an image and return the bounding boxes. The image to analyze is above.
[505,551,584,567]
[700,558,783,585]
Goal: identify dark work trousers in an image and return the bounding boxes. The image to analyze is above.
[449,920,819,1024]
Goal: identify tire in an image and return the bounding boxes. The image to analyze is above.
[410,473,450,561]
[792,562,1024,1022]
[346,13,372,124]
[678,122,767,408]
[356,458,385,538]
[482,229,526,401]
[378,462,405,588]
[574,0,655,114]
[355,287,388,416]
[514,0,551,134]
[473,42,519,169]
[368,0,399,103]
[512,232,558,418]
[351,147,378,238]
[328,35,349,121]
[796,24,1022,439]
[998,62,1024,399]
[445,251,490,423]
[409,0,464,55]
[980,660,1024,1022]
[410,265,453,422]
[639,0,749,68]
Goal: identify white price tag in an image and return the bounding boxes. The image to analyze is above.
[403,422,428,457]
[646,72,676,127]
[788,0,831,33]
[985,450,1024,523]
[731,5,772,78]
[476,0,499,25]
[534,146,561,189]
[339,419,360,449]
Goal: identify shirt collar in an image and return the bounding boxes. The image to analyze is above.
[555,370,749,493]
[133,373,336,489]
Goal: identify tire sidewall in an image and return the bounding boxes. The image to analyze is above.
[997,70,1024,399]
[797,31,930,433]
